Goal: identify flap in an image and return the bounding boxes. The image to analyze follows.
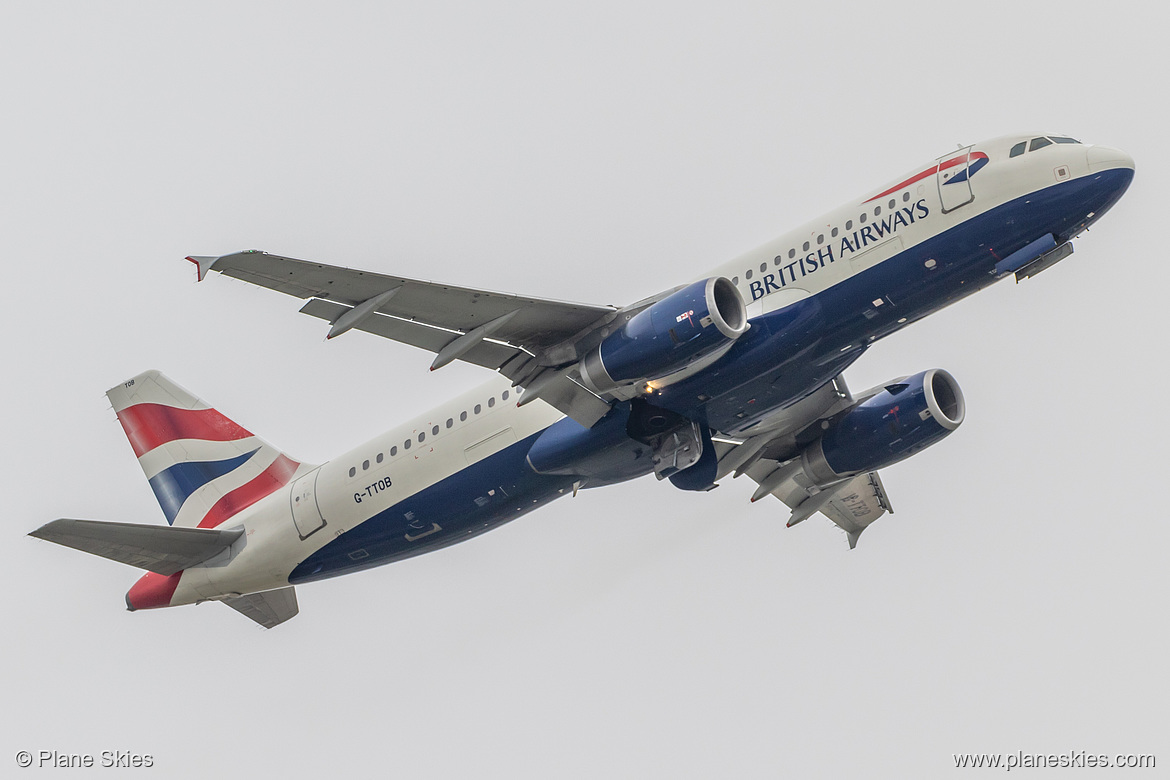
[299,298,521,370]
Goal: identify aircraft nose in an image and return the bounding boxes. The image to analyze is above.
[1086,144,1135,173]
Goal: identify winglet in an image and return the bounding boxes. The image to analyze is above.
[186,255,219,282]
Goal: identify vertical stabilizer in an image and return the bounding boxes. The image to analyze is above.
[108,371,306,528]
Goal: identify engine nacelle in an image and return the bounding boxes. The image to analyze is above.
[801,369,965,484]
[579,277,748,395]
[526,404,655,486]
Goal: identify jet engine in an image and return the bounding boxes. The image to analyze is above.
[526,404,656,487]
[579,277,748,395]
[801,369,965,484]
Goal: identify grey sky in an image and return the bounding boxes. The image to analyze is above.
[4,2,1166,777]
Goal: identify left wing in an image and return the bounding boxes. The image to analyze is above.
[192,250,619,426]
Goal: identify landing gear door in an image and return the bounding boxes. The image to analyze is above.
[937,145,975,213]
[290,468,326,540]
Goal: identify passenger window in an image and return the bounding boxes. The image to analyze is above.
[431,425,439,436]
[859,213,867,224]
[1010,142,1026,157]
[788,248,796,259]
[874,205,881,216]
[846,220,853,230]
[474,404,482,414]
[390,446,397,456]
[488,397,496,408]
[376,453,384,464]
[446,418,453,428]
[745,269,753,280]
[418,432,425,442]
[902,192,910,202]
[460,411,467,422]
[816,234,824,245]
[1030,137,1053,151]
[348,467,356,478]
[802,241,810,251]
[732,276,738,285]
[362,460,369,470]
[888,199,896,210]
[1051,136,1079,144]
[404,439,412,450]
[502,390,510,401]
[831,227,838,238]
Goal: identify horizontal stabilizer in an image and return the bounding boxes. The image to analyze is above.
[29,518,243,576]
[222,587,298,629]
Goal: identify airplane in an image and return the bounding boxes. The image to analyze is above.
[31,133,1134,628]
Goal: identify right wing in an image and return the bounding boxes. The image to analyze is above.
[194,250,620,426]
[713,373,893,548]
[740,461,893,548]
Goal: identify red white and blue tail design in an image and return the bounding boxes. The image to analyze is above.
[108,371,306,528]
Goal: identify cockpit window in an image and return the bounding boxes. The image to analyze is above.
[1050,136,1080,144]
[1030,137,1053,152]
[1010,141,1026,158]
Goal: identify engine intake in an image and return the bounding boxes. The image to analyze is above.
[802,369,965,484]
[580,277,747,395]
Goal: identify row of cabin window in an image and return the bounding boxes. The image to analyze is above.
[346,389,515,478]
[730,191,915,286]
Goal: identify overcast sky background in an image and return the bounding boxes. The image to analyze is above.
[3,3,1166,777]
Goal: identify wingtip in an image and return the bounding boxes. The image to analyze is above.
[185,255,218,283]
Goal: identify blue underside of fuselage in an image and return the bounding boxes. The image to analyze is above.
[289,432,577,584]
[289,167,1132,583]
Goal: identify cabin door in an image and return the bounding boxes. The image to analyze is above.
[290,468,327,539]
[936,145,975,213]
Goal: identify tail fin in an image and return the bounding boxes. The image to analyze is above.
[108,371,305,528]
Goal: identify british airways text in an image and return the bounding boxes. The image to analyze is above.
[750,199,929,301]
